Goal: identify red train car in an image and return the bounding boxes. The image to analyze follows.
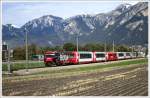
[66,51,93,64]
[66,51,107,64]
[106,52,118,61]
[66,51,79,64]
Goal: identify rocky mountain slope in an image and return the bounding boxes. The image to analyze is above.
[2,2,148,48]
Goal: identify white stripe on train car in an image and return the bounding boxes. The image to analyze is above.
[79,58,93,62]
[96,58,106,61]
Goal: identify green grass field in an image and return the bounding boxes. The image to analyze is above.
[34,58,148,75]
[2,58,148,82]
[2,58,147,73]
[2,62,45,71]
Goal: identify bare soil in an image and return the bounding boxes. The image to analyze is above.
[2,64,148,96]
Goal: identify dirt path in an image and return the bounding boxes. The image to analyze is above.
[2,64,148,96]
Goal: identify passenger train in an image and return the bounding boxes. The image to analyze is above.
[44,51,138,66]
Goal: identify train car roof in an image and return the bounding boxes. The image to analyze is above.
[94,52,106,53]
[45,51,57,54]
[106,52,117,54]
[116,52,126,53]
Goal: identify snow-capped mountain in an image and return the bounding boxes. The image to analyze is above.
[2,2,148,48]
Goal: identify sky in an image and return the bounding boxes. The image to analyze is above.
[2,1,139,27]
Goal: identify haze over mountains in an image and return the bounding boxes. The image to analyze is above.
[2,2,148,48]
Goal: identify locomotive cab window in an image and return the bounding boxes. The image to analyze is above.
[80,53,91,59]
[45,54,55,58]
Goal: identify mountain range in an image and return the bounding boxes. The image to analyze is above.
[2,2,148,48]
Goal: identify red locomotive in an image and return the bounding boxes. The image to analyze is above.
[44,51,57,66]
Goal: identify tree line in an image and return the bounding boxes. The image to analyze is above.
[12,43,133,60]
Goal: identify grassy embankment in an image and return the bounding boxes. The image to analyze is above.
[2,62,45,71]
[34,58,148,75]
[2,58,147,72]
[2,58,148,81]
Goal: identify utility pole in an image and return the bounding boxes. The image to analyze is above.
[104,42,107,52]
[132,45,134,53]
[7,26,12,74]
[76,33,79,52]
[132,45,134,58]
[105,42,107,62]
[7,45,12,74]
[25,28,29,72]
[113,40,115,52]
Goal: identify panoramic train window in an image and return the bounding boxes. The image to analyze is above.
[80,53,91,59]
[126,53,130,56]
[96,53,105,58]
[119,53,124,57]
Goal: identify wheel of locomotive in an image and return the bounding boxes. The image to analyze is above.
[45,63,48,67]
[45,62,51,67]
[45,62,55,67]
[61,61,66,66]
[55,59,61,66]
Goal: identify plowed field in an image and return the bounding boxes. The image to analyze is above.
[2,62,148,96]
